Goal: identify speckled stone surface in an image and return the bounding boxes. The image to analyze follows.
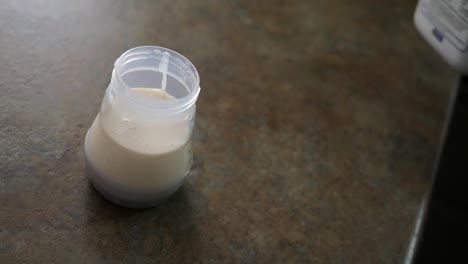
[0,0,457,263]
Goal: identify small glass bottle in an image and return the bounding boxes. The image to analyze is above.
[84,46,200,208]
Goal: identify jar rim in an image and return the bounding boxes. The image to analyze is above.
[113,46,200,114]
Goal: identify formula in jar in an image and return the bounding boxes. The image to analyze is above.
[84,46,201,208]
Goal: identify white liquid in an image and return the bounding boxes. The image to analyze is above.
[85,88,192,189]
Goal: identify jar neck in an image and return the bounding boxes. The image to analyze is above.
[110,46,200,115]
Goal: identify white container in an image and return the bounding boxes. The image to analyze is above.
[84,46,200,208]
[414,0,468,73]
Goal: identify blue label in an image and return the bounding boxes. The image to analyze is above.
[432,28,444,42]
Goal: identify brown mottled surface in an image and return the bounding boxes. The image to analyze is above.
[0,0,457,263]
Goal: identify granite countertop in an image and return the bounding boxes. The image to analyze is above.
[0,0,457,263]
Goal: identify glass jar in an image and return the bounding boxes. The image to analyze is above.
[84,46,200,208]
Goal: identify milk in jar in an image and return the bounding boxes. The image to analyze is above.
[84,46,200,208]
